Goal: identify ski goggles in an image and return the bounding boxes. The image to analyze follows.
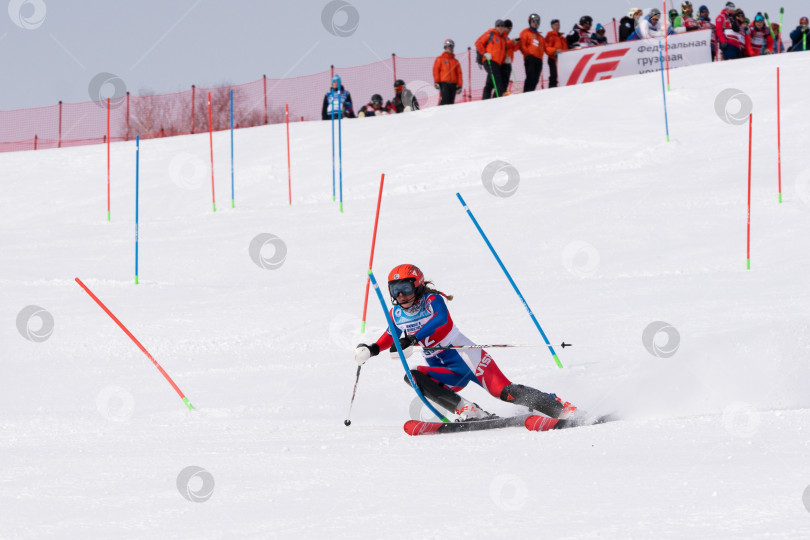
[389,279,416,298]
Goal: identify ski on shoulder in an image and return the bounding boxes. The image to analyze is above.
[404,414,531,436]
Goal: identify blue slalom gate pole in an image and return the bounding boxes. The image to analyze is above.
[659,41,670,143]
[367,270,449,423]
[456,193,563,369]
[331,86,337,202]
[338,90,343,213]
[135,135,140,285]
[230,89,234,208]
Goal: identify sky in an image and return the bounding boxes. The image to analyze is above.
[1,0,807,110]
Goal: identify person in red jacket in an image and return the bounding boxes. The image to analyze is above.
[746,13,774,56]
[716,2,744,59]
[519,13,549,92]
[475,19,509,99]
[545,19,568,88]
[433,39,463,105]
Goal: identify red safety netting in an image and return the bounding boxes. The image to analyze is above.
[0,25,623,154]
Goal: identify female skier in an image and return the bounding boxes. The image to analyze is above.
[355,264,578,421]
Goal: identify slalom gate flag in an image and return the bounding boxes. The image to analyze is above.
[559,29,712,86]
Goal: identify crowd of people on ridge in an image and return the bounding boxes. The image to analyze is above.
[323,4,809,117]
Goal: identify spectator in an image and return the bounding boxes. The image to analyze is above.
[321,75,354,120]
[620,9,642,42]
[545,18,568,88]
[789,16,809,52]
[668,9,681,32]
[771,23,786,53]
[716,2,744,60]
[746,13,774,56]
[357,94,386,117]
[519,13,548,92]
[696,5,717,59]
[433,39,463,105]
[567,16,597,48]
[677,2,701,31]
[632,8,665,40]
[735,9,750,57]
[475,19,509,99]
[385,79,420,113]
[592,23,608,45]
[501,20,519,94]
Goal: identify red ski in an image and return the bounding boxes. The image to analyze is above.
[524,413,618,432]
[404,414,531,436]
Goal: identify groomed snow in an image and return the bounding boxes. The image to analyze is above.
[2,52,810,539]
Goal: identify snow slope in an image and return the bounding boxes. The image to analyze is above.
[2,52,810,539]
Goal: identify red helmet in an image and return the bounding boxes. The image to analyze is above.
[387,264,425,304]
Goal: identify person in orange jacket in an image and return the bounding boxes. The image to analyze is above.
[545,18,568,88]
[501,20,519,94]
[433,38,463,105]
[519,13,550,92]
[475,19,509,99]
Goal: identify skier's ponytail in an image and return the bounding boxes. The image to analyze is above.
[423,280,453,301]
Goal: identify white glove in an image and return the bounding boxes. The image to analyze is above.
[355,343,379,365]
[504,57,511,64]
[484,52,492,61]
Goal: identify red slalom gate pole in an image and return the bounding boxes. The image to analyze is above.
[208,92,216,212]
[663,0,671,91]
[107,97,111,221]
[74,277,195,410]
[360,173,385,333]
[777,67,782,204]
[286,104,292,205]
[747,113,752,270]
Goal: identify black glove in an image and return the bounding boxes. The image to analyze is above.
[389,334,418,358]
[720,42,728,50]
[354,343,380,365]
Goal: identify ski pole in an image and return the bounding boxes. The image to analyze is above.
[344,365,361,426]
[456,193,563,369]
[486,59,500,98]
[331,89,336,202]
[421,342,571,351]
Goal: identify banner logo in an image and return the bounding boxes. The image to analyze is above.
[566,48,630,86]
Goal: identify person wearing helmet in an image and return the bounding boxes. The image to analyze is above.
[384,79,419,114]
[746,13,774,56]
[321,75,354,120]
[632,8,666,40]
[674,1,701,32]
[591,22,608,45]
[715,2,745,59]
[544,18,567,88]
[354,265,579,422]
[500,20,520,94]
[789,16,809,52]
[733,9,751,57]
[566,15,597,48]
[475,19,509,99]
[770,22,785,53]
[696,5,718,59]
[357,94,387,118]
[619,8,642,41]
[433,38,463,105]
[519,13,548,92]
